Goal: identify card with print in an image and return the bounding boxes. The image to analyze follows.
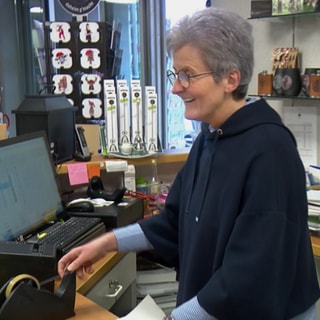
[52,74,73,95]
[81,74,102,94]
[80,48,101,69]
[82,98,103,118]
[52,48,72,69]
[79,22,100,43]
[50,22,71,43]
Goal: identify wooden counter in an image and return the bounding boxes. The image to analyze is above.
[56,149,189,175]
[69,294,117,320]
[311,235,320,257]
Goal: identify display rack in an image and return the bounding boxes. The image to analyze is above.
[43,17,122,124]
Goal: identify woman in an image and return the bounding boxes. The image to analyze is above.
[58,7,320,319]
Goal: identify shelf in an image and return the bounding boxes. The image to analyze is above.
[56,148,189,175]
[248,94,320,101]
[249,11,320,20]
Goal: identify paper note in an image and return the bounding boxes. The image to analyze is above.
[87,163,101,179]
[67,163,89,185]
[283,106,318,168]
[117,295,165,320]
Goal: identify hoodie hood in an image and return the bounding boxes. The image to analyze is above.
[201,98,296,145]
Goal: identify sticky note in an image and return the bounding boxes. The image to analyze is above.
[67,163,89,186]
[87,163,101,179]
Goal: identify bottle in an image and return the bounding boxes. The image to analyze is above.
[148,159,161,214]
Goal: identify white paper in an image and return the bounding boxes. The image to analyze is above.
[307,189,320,202]
[117,294,165,320]
[283,106,318,168]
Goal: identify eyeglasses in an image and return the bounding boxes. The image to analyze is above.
[167,70,214,88]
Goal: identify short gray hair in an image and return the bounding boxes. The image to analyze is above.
[166,7,254,100]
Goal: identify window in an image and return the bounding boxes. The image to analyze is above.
[165,0,207,149]
[18,0,208,150]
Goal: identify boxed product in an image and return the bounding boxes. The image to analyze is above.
[251,0,272,18]
[272,0,319,16]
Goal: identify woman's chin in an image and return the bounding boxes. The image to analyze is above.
[185,112,201,122]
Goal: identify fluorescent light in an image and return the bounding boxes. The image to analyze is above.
[30,6,43,13]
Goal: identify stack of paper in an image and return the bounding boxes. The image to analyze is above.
[307,190,320,232]
[118,295,165,320]
[136,263,178,315]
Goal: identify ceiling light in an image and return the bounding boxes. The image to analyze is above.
[30,6,43,13]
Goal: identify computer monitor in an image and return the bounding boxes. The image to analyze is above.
[0,131,65,241]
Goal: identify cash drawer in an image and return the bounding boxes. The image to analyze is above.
[85,252,136,311]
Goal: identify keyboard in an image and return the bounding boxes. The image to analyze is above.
[26,216,106,254]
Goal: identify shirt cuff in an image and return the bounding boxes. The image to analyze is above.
[171,296,217,320]
[113,223,154,252]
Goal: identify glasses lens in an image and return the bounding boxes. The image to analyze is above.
[177,71,189,88]
[167,70,176,86]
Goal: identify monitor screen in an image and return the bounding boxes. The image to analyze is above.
[0,131,65,241]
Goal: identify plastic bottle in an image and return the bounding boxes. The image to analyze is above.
[148,159,161,214]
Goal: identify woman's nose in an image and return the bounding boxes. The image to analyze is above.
[171,79,184,94]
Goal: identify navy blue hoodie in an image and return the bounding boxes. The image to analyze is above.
[139,98,320,319]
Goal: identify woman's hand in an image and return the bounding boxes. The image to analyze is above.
[58,231,118,279]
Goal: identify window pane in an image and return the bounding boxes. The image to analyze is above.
[165,0,206,149]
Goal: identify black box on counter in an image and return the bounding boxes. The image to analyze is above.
[251,0,272,18]
[67,197,144,230]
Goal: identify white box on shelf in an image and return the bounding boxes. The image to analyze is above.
[144,86,158,152]
[104,80,119,152]
[125,164,136,192]
[118,85,131,145]
[130,80,143,147]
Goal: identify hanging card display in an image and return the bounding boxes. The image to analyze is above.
[81,74,101,94]
[44,20,122,123]
[51,48,72,69]
[50,22,71,43]
[82,98,103,118]
[52,74,73,94]
[79,22,100,43]
[80,48,101,69]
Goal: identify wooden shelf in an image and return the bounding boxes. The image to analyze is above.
[248,94,320,101]
[311,235,320,257]
[249,11,320,20]
[56,148,189,175]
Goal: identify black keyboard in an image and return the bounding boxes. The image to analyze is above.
[26,216,105,253]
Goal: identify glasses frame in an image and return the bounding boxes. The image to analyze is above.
[167,70,214,88]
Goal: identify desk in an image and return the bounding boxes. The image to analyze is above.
[311,235,320,257]
[57,251,125,320]
[70,294,117,320]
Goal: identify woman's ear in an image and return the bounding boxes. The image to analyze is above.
[224,69,241,93]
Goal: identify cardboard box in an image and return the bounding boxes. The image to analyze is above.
[0,123,7,140]
[251,1,272,18]
[79,124,100,155]
[310,74,320,97]
[258,73,273,96]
